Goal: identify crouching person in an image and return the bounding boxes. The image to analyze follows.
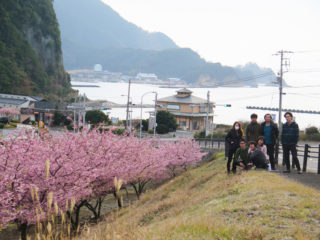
[248,141,269,170]
[232,139,253,173]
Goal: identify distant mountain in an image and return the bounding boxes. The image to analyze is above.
[0,0,73,99]
[234,63,277,87]
[54,0,177,51]
[54,0,276,86]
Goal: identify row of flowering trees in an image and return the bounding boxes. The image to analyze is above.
[0,128,204,239]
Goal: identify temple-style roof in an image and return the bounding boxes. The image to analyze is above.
[176,88,193,94]
[158,88,213,104]
[158,95,209,104]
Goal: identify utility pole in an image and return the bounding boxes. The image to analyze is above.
[73,97,76,133]
[274,50,293,135]
[274,50,293,164]
[78,95,82,130]
[205,91,210,137]
[153,92,158,137]
[125,79,131,131]
[83,93,86,128]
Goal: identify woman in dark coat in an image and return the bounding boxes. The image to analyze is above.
[225,121,244,173]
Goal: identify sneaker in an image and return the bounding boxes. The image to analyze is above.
[297,170,302,174]
[283,170,290,173]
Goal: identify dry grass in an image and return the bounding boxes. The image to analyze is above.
[79,153,320,240]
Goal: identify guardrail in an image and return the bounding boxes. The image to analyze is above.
[194,138,225,150]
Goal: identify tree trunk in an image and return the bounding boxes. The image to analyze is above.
[113,190,123,209]
[18,222,28,240]
[131,183,140,200]
[97,198,103,219]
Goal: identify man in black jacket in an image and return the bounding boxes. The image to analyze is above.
[246,113,261,143]
[261,113,279,170]
[281,112,301,174]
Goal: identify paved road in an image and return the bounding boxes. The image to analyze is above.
[276,164,320,191]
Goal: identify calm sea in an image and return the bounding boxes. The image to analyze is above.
[72,81,320,129]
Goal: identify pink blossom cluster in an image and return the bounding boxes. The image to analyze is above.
[0,107,20,117]
[0,129,204,227]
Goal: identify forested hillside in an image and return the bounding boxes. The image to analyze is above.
[0,0,73,99]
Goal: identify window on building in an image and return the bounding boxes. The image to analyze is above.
[180,121,186,126]
[167,104,180,111]
[200,103,205,112]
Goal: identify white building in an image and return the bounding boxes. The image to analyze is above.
[136,73,158,82]
[94,64,103,72]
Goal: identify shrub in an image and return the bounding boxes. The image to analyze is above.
[9,122,17,128]
[156,124,169,134]
[156,111,177,133]
[10,119,20,123]
[211,132,227,139]
[136,119,149,131]
[66,124,73,131]
[300,132,320,142]
[86,110,110,125]
[306,126,319,135]
[0,123,4,129]
[194,130,226,139]
[194,130,206,139]
[53,111,64,126]
[112,128,125,135]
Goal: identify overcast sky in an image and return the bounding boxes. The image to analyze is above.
[102,0,320,85]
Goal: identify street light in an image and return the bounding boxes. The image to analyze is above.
[139,91,156,139]
[121,94,133,133]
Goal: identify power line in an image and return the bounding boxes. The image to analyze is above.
[286,92,320,99]
[210,72,275,87]
[290,84,320,88]
[294,50,320,54]
[289,68,320,73]
[216,92,276,102]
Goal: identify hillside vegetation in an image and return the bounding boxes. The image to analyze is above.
[83,154,320,240]
[0,0,73,99]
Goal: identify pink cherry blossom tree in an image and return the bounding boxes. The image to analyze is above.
[0,128,204,239]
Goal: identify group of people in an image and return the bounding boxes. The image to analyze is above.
[225,111,301,174]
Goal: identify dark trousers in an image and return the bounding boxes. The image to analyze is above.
[232,161,252,173]
[227,147,237,172]
[283,144,301,171]
[266,144,275,170]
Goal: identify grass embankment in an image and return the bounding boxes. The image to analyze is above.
[82,153,320,240]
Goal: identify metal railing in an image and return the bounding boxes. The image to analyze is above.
[194,138,225,150]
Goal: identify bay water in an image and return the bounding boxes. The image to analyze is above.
[72,81,320,129]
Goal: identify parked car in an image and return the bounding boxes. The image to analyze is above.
[0,117,9,124]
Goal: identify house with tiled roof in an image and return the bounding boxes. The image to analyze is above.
[156,88,214,131]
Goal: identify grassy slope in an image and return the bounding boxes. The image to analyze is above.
[84,153,320,240]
